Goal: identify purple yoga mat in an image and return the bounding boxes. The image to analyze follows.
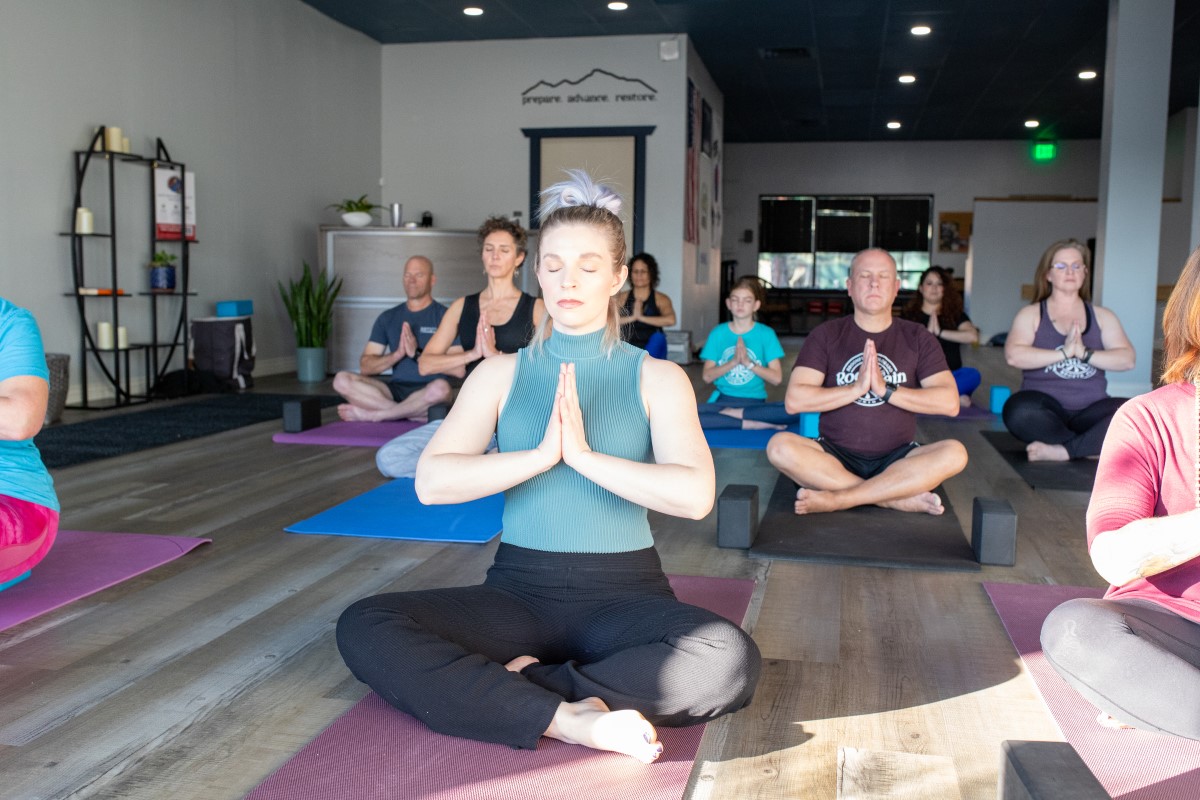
[985,581,1200,800]
[0,530,210,632]
[272,420,423,447]
[247,574,756,800]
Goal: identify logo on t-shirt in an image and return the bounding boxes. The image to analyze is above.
[836,353,908,407]
[718,346,762,386]
[1045,358,1097,380]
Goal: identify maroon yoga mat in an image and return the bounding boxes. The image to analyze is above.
[0,530,210,632]
[272,420,422,447]
[247,574,756,800]
[985,581,1200,800]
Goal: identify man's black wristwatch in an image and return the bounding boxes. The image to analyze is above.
[882,381,899,403]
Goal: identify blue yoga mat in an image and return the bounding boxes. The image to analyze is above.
[703,428,778,450]
[286,479,503,543]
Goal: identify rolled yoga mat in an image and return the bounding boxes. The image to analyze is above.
[985,582,1200,800]
[285,478,502,543]
[979,430,1097,491]
[749,473,979,571]
[0,530,210,632]
[273,419,422,447]
[246,573,754,800]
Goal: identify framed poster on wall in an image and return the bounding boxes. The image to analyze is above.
[938,211,971,253]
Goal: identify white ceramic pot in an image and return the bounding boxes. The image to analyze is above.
[341,211,373,227]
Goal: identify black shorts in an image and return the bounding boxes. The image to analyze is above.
[387,381,431,402]
[817,438,919,480]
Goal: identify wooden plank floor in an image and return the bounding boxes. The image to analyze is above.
[0,343,1106,799]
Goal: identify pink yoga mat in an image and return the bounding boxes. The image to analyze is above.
[985,581,1200,800]
[273,420,422,447]
[0,530,210,632]
[247,574,755,800]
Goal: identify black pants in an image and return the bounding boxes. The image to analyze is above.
[1002,391,1125,458]
[1041,596,1200,740]
[336,543,762,749]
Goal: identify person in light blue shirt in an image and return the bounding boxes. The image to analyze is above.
[697,277,797,429]
[0,298,59,591]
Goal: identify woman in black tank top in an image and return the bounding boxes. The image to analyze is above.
[417,217,546,378]
[617,253,676,354]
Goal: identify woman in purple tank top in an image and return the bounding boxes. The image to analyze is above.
[1002,239,1136,460]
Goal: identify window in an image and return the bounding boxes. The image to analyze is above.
[757,195,932,290]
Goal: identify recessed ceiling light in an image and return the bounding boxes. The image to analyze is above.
[1078,70,1097,80]
[608,1,629,9]
[911,25,931,36]
[898,74,916,84]
[463,6,483,16]
[1025,120,1040,128]
[887,121,902,130]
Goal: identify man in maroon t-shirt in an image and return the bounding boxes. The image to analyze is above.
[766,249,968,515]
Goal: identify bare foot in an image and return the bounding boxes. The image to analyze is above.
[1097,711,1134,730]
[960,394,972,408]
[1026,441,1070,462]
[338,403,371,422]
[504,655,539,673]
[717,407,745,420]
[741,420,786,431]
[794,487,840,515]
[545,697,662,763]
[878,492,945,515]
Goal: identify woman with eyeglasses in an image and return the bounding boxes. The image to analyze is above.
[617,253,676,358]
[1001,238,1135,461]
[1040,244,1200,740]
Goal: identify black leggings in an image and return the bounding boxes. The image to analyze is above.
[336,543,762,749]
[1041,596,1200,740]
[1002,391,1126,458]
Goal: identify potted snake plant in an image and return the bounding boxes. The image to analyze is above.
[278,261,343,382]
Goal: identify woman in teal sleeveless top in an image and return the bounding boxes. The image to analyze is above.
[337,172,760,764]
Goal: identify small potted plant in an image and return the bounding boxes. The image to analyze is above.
[278,261,343,382]
[149,249,177,293]
[328,195,378,228]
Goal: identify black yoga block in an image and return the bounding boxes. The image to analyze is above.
[718,484,759,549]
[282,398,322,433]
[427,403,450,422]
[972,496,1017,566]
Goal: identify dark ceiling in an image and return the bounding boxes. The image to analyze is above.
[300,0,1200,144]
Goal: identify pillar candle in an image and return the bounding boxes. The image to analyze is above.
[104,126,123,152]
[96,322,114,350]
[74,207,94,234]
[117,326,129,349]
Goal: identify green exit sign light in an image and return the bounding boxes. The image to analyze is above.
[1032,141,1058,161]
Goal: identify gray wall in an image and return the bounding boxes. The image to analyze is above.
[0,0,381,397]
[379,35,721,337]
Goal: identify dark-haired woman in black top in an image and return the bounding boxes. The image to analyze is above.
[617,253,675,356]
[419,216,546,378]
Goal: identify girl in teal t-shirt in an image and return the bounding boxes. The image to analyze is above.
[697,278,797,429]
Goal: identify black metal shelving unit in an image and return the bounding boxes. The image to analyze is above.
[66,128,196,409]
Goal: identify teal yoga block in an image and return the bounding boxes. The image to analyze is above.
[216,299,254,317]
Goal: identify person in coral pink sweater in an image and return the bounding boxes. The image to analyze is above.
[1040,244,1200,740]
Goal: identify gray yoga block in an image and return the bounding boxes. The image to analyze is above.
[718,484,759,548]
[282,398,322,433]
[998,741,1107,800]
[972,496,1017,565]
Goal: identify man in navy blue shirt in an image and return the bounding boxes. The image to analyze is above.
[333,256,458,421]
